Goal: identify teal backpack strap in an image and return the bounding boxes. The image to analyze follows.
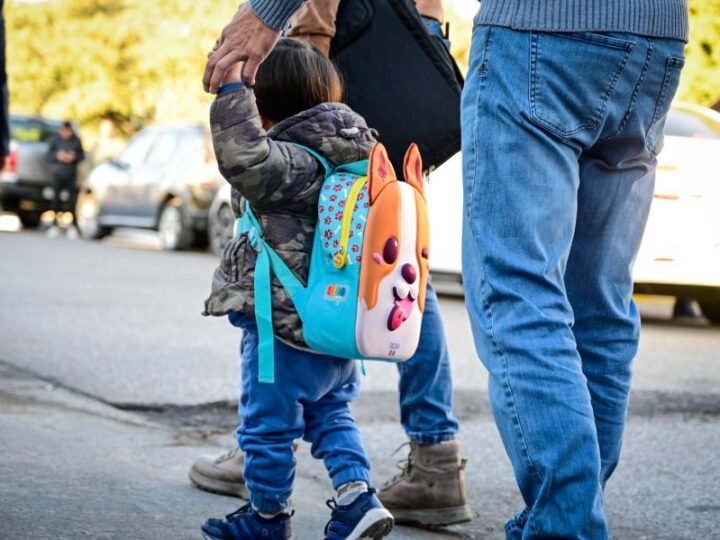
[236,204,307,383]
[335,160,369,176]
[289,143,333,175]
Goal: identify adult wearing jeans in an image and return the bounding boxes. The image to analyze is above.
[193,0,471,528]
[461,1,687,538]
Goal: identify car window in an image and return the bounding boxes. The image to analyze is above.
[176,130,205,162]
[665,109,720,140]
[10,117,59,143]
[145,132,180,166]
[115,130,156,168]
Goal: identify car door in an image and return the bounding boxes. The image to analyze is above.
[131,129,180,222]
[102,129,156,220]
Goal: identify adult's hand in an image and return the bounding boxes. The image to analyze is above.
[203,2,281,93]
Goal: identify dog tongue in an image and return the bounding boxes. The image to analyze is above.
[387,297,415,331]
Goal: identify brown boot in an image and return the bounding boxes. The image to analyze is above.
[189,446,248,499]
[378,441,472,527]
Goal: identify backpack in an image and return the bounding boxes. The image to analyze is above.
[236,142,430,383]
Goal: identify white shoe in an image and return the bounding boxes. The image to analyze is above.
[66,228,79,240]
[46,225,61,238]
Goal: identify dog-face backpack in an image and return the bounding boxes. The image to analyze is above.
[237,142,430,382]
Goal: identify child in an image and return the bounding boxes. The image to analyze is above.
[201,38,394,540]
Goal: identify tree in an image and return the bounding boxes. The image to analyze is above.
[6,0,234,133]
[677,0,720,107]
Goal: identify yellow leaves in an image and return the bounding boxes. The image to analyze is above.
[674,0,720,106]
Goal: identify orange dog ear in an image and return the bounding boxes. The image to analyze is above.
[368,143,396,204]
[403,143,424,196]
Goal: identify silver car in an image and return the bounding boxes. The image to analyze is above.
[77,125,222,250]
[0,115,62,228]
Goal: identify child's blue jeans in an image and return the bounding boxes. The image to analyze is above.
[231,314,370,514]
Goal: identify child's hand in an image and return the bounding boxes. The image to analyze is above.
[208,39,244,86]
[222,62,244,85]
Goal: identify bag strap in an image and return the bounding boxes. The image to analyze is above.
[237,205,306,383]
[290,143,333,175]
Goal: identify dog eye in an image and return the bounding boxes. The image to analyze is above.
[421,247,429,259]
[383,237,399,264]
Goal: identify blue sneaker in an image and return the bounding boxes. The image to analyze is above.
[201,503,292,540]
[324,488,394,540]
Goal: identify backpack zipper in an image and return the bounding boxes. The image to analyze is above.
[333,176,368,269]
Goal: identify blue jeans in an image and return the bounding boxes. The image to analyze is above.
[461,23,684,539]
[233,315,370,514]
[398,281,459,444]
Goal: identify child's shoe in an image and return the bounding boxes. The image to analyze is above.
[324,488,394,540]
[201,503,292,540]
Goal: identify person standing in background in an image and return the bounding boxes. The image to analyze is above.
[461,1,688,537]
[46,121,84,238]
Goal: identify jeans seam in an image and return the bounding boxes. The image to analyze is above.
[467,27,492,214]
[472,245,547,505]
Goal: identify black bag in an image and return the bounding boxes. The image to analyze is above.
[330,0,463,172]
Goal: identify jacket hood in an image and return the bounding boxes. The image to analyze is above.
[268,103,377,165]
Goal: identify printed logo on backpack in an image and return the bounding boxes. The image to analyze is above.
[237,142,430,382]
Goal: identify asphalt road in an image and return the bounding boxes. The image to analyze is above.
[1,225,720,539]
[1,227,718,407]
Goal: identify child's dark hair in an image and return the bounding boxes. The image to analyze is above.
[254,38,344,123]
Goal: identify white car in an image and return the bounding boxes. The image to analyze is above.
[427,103,720,324]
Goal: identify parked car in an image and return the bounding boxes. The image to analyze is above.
[426,102,720,323]
[207,182,235,256]
[76,124,222,250]
[632,102,720,322]
[0,115,62,228]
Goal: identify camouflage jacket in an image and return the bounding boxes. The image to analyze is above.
[203,86,377,349]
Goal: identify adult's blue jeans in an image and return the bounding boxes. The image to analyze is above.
[397,281,460,444]
[461,23,685,539]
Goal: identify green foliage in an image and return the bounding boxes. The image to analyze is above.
[6,0,720,138]
[6,0,235,134]
[678,0,720,107]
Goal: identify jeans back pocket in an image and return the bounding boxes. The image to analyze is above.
[529,32,634,138]
[645,56,685,156]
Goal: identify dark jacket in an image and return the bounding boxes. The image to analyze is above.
[47,133,84,178]
[203,86,376,348]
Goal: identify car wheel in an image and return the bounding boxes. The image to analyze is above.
[158,201,192,251]
[76,192,112,239]
[699,301,720,325]
[209,202,235,256]
[18,212,41,229]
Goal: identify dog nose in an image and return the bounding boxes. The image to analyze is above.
[401,264,417,284]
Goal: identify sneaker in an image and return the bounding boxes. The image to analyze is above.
[46,225,61,238]
[66,227,79,240]
[324,488,394,540]
[201,503,292,540]
[189,446,248,499]
[378,441,473,527]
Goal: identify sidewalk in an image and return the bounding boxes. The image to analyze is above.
[1,362,718,540]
